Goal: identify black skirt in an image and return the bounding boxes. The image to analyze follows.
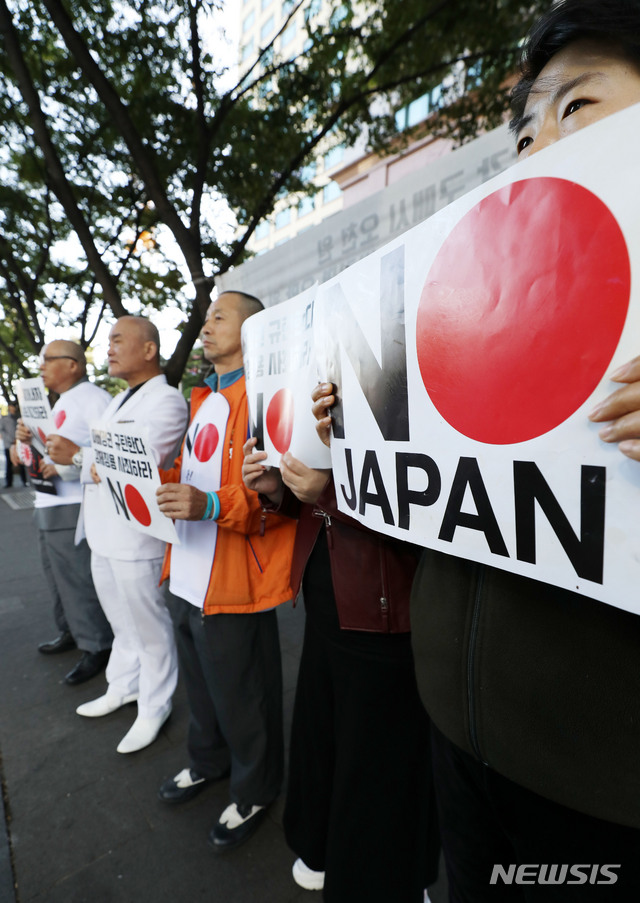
[283,528,440,902]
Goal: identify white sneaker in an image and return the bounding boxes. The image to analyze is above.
[116,707,171,754]
[76,692,138,717]
[292,858,325,890]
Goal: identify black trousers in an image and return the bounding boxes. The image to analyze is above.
[283,610,440,903]
[431,725,640,902]
[168,593,284,808]
[4,448,26,487]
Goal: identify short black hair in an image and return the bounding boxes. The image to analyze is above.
[218,290,264,321]
[510,0,640,134]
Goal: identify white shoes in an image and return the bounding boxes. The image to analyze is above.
[76,692,138,717]
[292,858,325,890]
[116,706,171,754]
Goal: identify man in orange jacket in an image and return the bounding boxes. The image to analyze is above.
[156,291,296,852]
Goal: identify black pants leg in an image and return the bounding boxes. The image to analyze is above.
[169,594,284,807]
[431,725,640,902]
[284,614,439,903]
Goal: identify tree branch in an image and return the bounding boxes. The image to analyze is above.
[0,0,128,319]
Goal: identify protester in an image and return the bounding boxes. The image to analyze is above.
[402,2,640,899]
[242,429,440,901]
[16,341,113,684]
[47,317,188,753]
[155,291,296,852]
[1,400,27,488]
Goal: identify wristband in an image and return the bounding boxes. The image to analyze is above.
[210,492,221,520]
[200,492,221,521]
[201,492,214,520]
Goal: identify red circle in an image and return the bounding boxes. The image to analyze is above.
[416,178,630,444]
[54,410,66,429]
[124,484,152,527]
[266,388,294,454]
[194,423,219,462]
[37,427,47,444]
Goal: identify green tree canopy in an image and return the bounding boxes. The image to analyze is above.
[0,0,548,391]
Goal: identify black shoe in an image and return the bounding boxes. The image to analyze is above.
[208,803,267,853]
[64,649,110,685]
[158,767,230,804]
[38,631,76,655]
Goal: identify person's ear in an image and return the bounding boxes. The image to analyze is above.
[145,341,158,362]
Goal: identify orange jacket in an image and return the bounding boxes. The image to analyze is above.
[160,377,296,614]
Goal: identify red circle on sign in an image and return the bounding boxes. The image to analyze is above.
[124,484,152,527]
[416,177,630,444]
[37,427,47,444]
[54,410,66,429]
[266,388,294,454]
[194,423,219,462]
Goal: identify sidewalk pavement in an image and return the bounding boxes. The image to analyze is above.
[0,486,446,903]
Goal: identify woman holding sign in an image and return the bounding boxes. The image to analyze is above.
[407,2,640,900]
[242,435,440,902]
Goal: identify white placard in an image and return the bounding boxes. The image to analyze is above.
[242,284,331,468]
[16,377,55,454]
[90,421,179,544]
[310,103,640,615]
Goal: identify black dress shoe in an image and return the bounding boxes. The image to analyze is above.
[38,631,76,655]
[64,649,110,685]
[158,767,230,804]
[208,803,267,853]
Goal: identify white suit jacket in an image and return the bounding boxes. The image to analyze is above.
[81,374,188,561]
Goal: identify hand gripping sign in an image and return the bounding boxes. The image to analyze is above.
[90,421,179,544]
[313,103,640,615]
[242,284,331,469]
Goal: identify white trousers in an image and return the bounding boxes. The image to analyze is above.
[90,553,177,718]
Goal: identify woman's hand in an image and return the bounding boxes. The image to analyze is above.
[281,452,330,505]
[589,356,640,461]
[311,382,336,448]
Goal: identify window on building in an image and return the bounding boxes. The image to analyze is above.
[255,220,270,240]
[282,0,296,14]
[243,9,255,31]
[260,15,274,42]
[303,36,313,52]
[275,207,292,229]
[322,181,341,204]
[241,39,255,62]
[261,0,273,9]
[299,161,317,182]
[298,195,315,218]
[323,144,344,170]
[407,93,430,128]
[281,20,297,46]
[395,89,439,131]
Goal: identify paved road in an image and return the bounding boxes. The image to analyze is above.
[0,486,445,902]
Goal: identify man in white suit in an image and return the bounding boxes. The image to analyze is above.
[48,317,188,753]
